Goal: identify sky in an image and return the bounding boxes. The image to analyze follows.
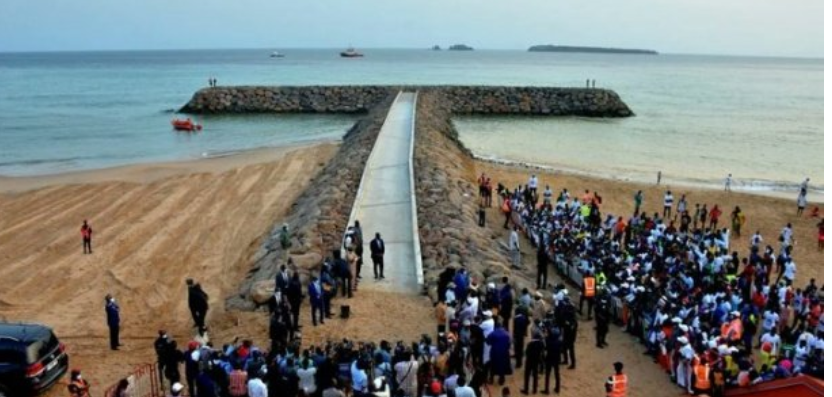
[0,0,823,57]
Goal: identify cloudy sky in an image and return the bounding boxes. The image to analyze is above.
[0,0,823,57]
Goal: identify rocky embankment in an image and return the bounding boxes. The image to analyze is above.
[414,92,538,300]
[181,86,394,114]
[226,94,397,310]
[182,86,634,117]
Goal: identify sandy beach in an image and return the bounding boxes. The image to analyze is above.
[0,141,822,397]
[0,144,342,395]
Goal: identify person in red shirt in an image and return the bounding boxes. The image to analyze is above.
[709,206,722,231]
[80,220,93,254]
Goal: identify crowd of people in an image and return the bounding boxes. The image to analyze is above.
[91,170,822,397]
[485,172,824,395]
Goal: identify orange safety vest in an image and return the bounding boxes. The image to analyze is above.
[607,374,628,397]
[68,380,91,397]
[694,364,711,391]
[584,277,596,298]
[720,319,743,342]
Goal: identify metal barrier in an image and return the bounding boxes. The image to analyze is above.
[104,363,163,397]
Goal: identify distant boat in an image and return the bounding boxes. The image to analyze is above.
[432,45,442,51]
[340,47,364,58]
[171,118,202,132]
[270,51,285,58]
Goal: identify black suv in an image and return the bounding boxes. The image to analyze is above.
[0,323,68,397]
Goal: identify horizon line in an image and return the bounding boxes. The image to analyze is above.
[0,46,822,61]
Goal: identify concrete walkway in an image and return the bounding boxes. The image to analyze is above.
[347,92,422,294]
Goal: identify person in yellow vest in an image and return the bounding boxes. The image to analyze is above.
[579,271,596,320]
[605,362,628,397]
[67,369,91,397]
[692,358,712,395]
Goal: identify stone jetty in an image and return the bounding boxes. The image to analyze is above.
[181,85,634,117]
[194,86,635,308]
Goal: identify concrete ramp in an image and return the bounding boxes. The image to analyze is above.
[346,92,422,294]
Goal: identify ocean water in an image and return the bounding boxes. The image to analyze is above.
[0,49,823,197]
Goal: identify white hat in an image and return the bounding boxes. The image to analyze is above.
[728,347,739,353]
[679,325,690,333]
[172,383,185,393]
[463,319,472,326]
[678,336,689,345]
[535,291,543,298]
[483,310,493,318]
[731,311,740,317]
[488,283,496,289]
[717,345,729,356]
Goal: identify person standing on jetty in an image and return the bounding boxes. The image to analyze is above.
[186,279,209,334]
[105,294,120,350]
[80,220,93,254]
[370,232,386,280]
[352,220,365,280]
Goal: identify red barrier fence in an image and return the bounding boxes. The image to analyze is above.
[103,363,163,397]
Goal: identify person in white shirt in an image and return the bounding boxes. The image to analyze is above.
[297,358,318,395]
[677,194,688,216]
[725,174,732,192]
[762,310,780,334]
[800,177,810,193]
[543,185,553,204]
[760,329,782,357]
[750,231,763,248]
[480,311,495,365]
[781,224,794,245]
[528,174,539,196]
[797,190,808,216]
[247,375,268,397]
[783,260,797,283]
[509,227,521,269]
[663,191,674,219]
[454,375,476,397]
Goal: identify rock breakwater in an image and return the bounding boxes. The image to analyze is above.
[182,86,634,117]
[226,93,397,310]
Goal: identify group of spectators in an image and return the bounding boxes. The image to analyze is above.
[495,173,824,395]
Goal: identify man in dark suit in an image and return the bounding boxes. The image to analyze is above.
[370,232,385,280]
[275,264,290,296]
[307,275,325,326]
[186,279,209,333]
[105,294,120,350]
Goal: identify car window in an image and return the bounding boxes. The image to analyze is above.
[0,348,24,363]
[26,332,58,363]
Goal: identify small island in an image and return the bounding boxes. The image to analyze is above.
[528,44,658,55]
[432,45,442,51]
[448,44,474,51]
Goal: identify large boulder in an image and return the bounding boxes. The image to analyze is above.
[250,280,275,305]
[290,252,323,270]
